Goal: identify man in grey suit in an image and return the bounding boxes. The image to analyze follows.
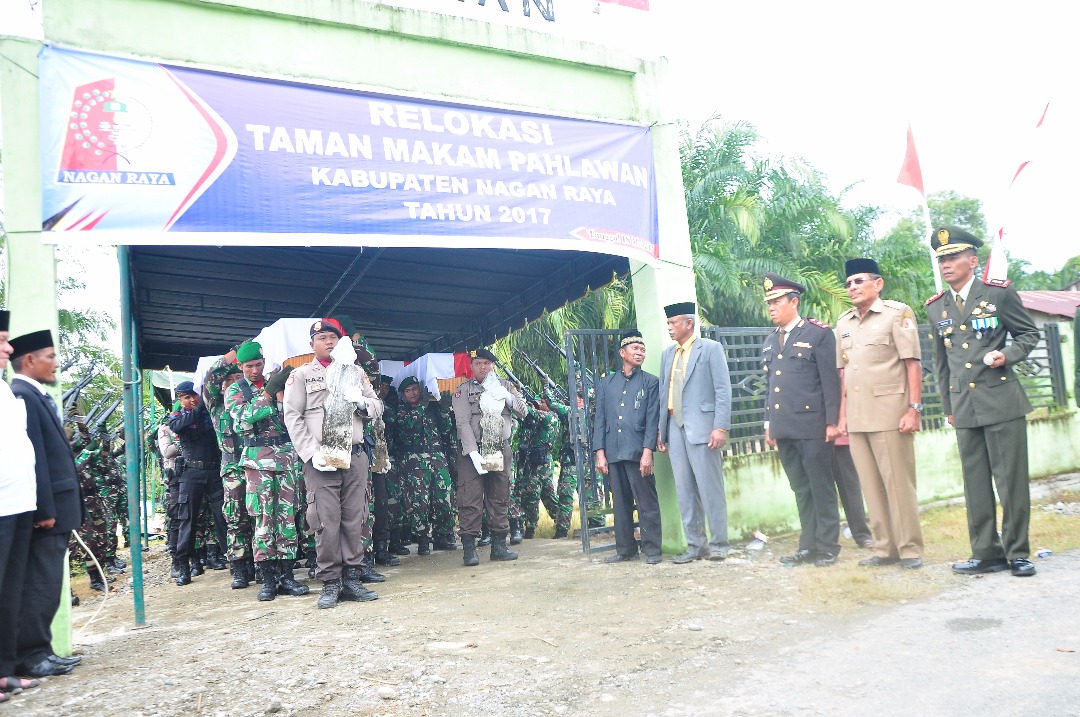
[593,330,662,564]
[657,302,733,563]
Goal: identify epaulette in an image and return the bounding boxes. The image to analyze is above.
[985,277,1012,288]
[881,299,908,311]
[925,290,946,306]
[807,318,830,329]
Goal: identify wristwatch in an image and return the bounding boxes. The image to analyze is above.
[908,403,923,412]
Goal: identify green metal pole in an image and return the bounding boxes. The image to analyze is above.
[118,245,146,625]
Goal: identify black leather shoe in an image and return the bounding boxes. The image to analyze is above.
[858,556,899,567]
[644,554,662,565]
[1009,557,1036,577]
[604,553,638,563]
[48,654,82,667]
[952,557,1009,575]
[814,552,838,567]
[900,557,923,569]
[17,658,73,678]
[779,549,815,566]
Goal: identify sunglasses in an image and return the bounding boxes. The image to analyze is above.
[844,277,876,288]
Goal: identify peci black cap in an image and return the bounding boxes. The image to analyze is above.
[8,329,54,360]
[844,258,881,278]
[663,302,696,319]
[0,309,9,333]
[619,329,645,348]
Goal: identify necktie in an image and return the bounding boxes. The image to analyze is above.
[955,294,965,316]
[672,345,686,428]
[779,328,787,350]
[44,392,62,423]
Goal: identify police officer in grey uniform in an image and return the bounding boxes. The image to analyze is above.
[593,330,662,564]
[927,226,1040,577]
[451,348,528,567]
[761,273,843,566]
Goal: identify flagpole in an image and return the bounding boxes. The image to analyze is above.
[922,200,942,292]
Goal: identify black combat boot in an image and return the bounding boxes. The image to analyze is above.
[374,540,400,567]
[170,557,181,579]
[509,519,523,546]
[317,579,342,609]
[305,548,317,580]
[478,525,492,547]
[359,553,386,583]
[523,525,536,540]
[490,533,519,561]
[88,565,112,592]
[206,544,228,570]
[109,555,127,571]
[553,526,569,539]
[244,555,257,584]
[340,566,379,602]
[256,560,277,602]
[433,533,458,551]
[389,528,410,556]
[276,560,310,597]
[175,558,192,586]
[417,535,431,556]
[230,559,250,589]
[191,548,206,577]
[461,535,480,567]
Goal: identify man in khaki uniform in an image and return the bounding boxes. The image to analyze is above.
[283,318,382,608]
[451,348,528,567]
[836,258,925,569]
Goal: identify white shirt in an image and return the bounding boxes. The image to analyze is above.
[954,274,977,305]
[0,379,38,516]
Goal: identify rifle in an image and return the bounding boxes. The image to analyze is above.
[91,396,123,438]
[533,327,595,389]
[491,359,539,408]
[59,355,80,373]
[62,363,99,412]
[518,350,570,406]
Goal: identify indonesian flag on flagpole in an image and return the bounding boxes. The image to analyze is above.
[596,0,650,9]
[897,123,925,196]
[985,102,1050,282]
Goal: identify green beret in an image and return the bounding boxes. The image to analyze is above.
[398,376,419,392]
[379,374,393,385]
[235,341,263,363]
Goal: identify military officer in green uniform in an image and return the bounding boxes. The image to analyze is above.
[926,226,1040,577]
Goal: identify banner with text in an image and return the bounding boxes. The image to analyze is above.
[39,46,659,262]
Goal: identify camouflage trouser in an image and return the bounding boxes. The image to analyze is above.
[295,467,316,557]
[385,464,405,536]
[244,464,300,562]
[545,460,577,533]
[516,452,553,531]
[94,478,118,559]
[194,496,215,551]
[105,480,128,552]
[360,471,375,551]
[71,480,109,567]
[222,462,253,560]
[507,455,523,521]
[399,452,454,538]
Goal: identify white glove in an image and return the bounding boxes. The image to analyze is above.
[504,395,516,410]
[384,458,393,472]
[312,455,336,472]
[343,385,365,404]
[469,451,488,475]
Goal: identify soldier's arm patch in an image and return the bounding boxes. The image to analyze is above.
[925,290,946,306]
[807,318,831,329]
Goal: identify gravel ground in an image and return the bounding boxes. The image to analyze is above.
[7,485,1080,717]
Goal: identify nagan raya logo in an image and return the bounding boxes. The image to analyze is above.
[57,79,175,186]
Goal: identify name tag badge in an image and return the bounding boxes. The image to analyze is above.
[793,341,812,348]
[305,378,325,394]
[937,319,953,328]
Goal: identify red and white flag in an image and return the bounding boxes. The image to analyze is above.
[596,0,650,9]
[985,102,1050,281]
[897,123,925,196]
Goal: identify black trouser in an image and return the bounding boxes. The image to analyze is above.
[16,531,69,667]
[777,438,841,555]
[372,470,390,543]
[175,470,228,560]
[609,460,662,558]
[166,471,180,553]
[0,512,33,675]
[830,444,873,544]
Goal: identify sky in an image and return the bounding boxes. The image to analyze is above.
[650,0,1079,272]
[28,0,1080,355]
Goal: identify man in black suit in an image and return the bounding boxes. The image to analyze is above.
[9,329,85,678]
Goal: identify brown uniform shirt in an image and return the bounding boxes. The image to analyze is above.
[282,357,382,464]
[836,298,920,433]
[451,377,527,456]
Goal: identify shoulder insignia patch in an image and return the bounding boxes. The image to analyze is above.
[985,278,1012,288]
[881,299,908,311]
[286,374,295,385]
[925,290,947,306]
[454,390,461,398]
[807,318,830,329]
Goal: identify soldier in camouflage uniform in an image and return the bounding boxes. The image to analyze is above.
[68,432,114,591]
[366,375,400,567]
[388,377,456,556]
[522,401,561,539]
[156,417,181,560]
[103,438,130,570]
[544,393,578,539]
[203,352,256,588]
[225,341,309,602]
